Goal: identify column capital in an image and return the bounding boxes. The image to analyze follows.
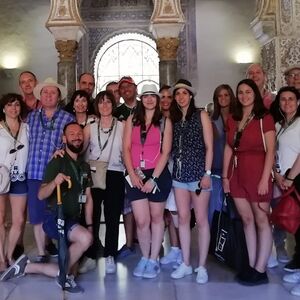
[55,40,78,62]
[46,0,86,41]
[250,0,276,45]
[156,37,180,61]
[150,0,185,38]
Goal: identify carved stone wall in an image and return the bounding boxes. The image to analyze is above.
[252,0,300,90]
[77,0,197,83]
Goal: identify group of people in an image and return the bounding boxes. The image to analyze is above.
[0,63,299,296]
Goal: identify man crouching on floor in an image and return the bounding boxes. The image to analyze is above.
[0,122,93,294]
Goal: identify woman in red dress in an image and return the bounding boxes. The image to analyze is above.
[222,79,275,285]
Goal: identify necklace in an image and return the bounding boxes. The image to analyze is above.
[100,118,114,134]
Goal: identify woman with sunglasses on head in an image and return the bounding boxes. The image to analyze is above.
[169,79,213,284]
[0,93,29,271]
[222,79,275,285]
[67,90,96,128]
[123,84,172,279]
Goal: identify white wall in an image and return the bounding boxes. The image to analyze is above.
[0,0,57,94]
[195,0,260,105]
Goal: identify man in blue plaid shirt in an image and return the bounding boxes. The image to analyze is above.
[26,78,74,262]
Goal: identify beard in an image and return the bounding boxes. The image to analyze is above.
[67,141,83,154]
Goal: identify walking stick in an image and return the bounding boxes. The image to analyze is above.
[57,179,71,300]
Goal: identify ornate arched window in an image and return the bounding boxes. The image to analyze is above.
[94,33,159,94]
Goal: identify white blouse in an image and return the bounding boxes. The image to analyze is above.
[88,119,124,172]
[0,122,29,181]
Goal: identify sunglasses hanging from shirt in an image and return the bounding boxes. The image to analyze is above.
[4,121,25,154]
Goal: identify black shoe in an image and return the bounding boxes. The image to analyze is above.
[12,244,24,261]
[284,259,300,272]
[237,268,269,286]
[46,242,58,257]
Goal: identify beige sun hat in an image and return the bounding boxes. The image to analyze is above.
[171,79,197,96]
[138,83,161,98]
[33,77,67,100]
[284,65,300,76]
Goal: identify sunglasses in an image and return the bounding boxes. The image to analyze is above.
[195,182,202,196]
[9,144,24,154]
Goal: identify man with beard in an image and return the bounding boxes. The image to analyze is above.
[0,122,93,294]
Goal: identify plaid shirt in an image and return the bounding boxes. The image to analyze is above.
[26,108,75,180]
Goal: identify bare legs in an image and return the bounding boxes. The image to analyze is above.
[234,198,272,272]
[131,199,165,260]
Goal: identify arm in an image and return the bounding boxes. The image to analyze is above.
[222,143,233,193]
[258,130,276,195]
[38,173,71,200]
[82,124,91,154]
[122,116,143,189]
[282,153,300,188]
[141,118,173,193]
[84,187,93,232]
[199,110,213,190]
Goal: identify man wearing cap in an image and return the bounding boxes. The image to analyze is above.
[285,65,300,91]
[114,76,139,121]
[114,76,139,258]
[26,78,75,263]
[18,71,42,119]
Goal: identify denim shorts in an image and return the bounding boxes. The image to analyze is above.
[172,180,213,193]
[43,211,79,241]
[9,180,28,196]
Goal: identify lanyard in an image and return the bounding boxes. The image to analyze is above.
[97,118,115,158]
[4,120,20,140]
[233,113,254,151]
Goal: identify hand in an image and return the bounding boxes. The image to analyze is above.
[52,149,65,159]
[54,173,71,186]
[130,173,144,189]
[141,179,155,193]
[282,178,293,190]
[274,173,285,190]
[200,175,211,190]
[258,179,268,195]
[222,178,230,193]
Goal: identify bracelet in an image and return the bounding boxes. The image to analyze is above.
[86,224,93,227]
[149,177,158,186]
[151,176,158,183]
[285,176,294,182]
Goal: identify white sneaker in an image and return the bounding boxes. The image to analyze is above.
[78,257,96,274]
[171,262,192,279]
[160,247,181,265]
[105,256,116,274]
[267,254,279,268]
[291,284,300,296]
[276,246,290,263]
[196,266,208,284]
[283,272,300,284]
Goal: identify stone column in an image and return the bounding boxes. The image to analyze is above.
[150,0,185,86]
[251,0,300,92]
[46,0,86,102]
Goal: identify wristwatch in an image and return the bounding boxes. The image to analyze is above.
[204,170,211,176]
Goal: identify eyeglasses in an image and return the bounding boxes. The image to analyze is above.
[288,73,300,79]
[9,144,24,154]
[195,182,202,195]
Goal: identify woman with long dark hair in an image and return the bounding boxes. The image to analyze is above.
[222,79,275,285]
[169,79,213,284]
[123,83,172,279]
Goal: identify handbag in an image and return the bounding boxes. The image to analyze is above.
[89,119,117,190]
[270,186,300,234]
[209,193,249,271]
[0,164,10,194]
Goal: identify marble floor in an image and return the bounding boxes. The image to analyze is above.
[0,224,298,300]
